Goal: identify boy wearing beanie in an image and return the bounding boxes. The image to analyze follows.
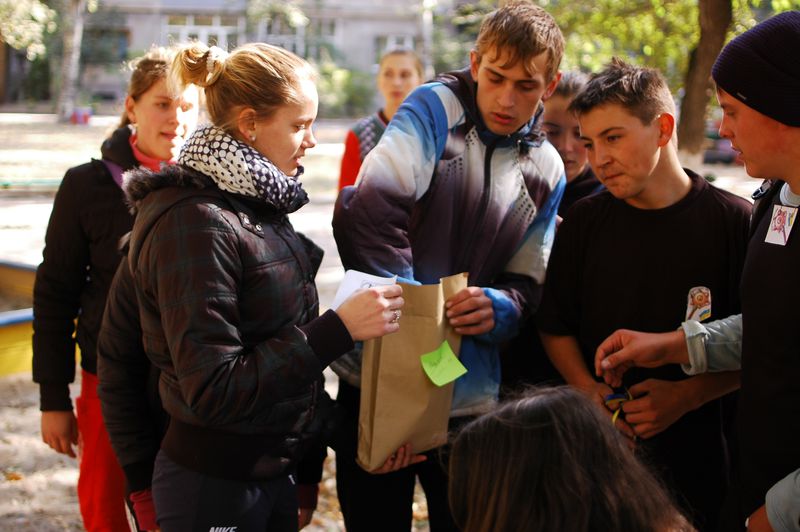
[595,11,800,532]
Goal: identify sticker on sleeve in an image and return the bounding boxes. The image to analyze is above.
[764,204,797,246]
[685,286,711,322]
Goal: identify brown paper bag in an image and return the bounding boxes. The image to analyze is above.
[357,272,468,472]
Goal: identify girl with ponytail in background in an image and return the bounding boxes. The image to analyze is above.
[32,47,199,531]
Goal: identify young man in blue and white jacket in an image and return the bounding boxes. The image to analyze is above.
[331,2,566,530]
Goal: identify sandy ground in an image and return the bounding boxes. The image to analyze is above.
[0,112,358,531]
[0,373,83,531]
[0,112,757,531]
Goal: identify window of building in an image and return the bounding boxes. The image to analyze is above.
[256,13,306,56]
[82,28,129,64]
[220,15,238,27]
[305,17,338,62]
[164,14,244,51]
[167,15,187,25]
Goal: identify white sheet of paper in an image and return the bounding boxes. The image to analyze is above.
[331,270,397,310]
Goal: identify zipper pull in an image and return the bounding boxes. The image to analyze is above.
[751,179,773,201]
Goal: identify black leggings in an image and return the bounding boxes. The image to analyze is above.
[152,450,298,532]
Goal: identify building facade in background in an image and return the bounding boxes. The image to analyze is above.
[79,0,436,105]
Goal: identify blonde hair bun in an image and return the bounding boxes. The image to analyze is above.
[172,42,229,90]
[171,42,313,136]
[205,46,229,86]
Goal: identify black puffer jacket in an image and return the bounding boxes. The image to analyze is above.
[121,165,351,481]
[97,243,166,492]
[33,126,136,410]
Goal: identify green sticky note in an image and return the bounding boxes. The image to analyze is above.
[420,340,467,387]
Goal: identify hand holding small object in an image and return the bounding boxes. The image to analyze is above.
[595,329,688,387]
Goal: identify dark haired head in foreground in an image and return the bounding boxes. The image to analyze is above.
[449,386,695,532]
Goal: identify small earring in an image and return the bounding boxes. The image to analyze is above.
[249,134,256,142]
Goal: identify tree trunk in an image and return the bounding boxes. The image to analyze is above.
[56,0,87,122]
[677,0,732,156]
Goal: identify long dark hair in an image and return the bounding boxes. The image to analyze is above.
[449,386,694,532]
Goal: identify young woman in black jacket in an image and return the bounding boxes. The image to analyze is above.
[101,42,404,532]
[31,47,199,531]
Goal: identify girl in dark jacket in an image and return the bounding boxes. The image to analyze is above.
[111,42,404,531]
[31,47,199,531]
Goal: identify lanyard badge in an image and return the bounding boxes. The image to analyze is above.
[765,204,797,246]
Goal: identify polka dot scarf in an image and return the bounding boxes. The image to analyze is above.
[179,124,309,213]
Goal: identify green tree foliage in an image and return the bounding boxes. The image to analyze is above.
[546,0,796,87]
[315,59,373,118]
[433,0,494,72]
[547,0,800,152]
[247,1,371,118]
[247,0,308,30]
[434,0,796,86]
[0,0,57,59]
[433,0,800,153]
[553,0,698,81]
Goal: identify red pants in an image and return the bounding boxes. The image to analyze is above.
[76,370,130,531]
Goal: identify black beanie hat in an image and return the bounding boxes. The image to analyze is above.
[712,11,800,127]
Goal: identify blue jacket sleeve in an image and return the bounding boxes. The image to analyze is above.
[332,83,453,280]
